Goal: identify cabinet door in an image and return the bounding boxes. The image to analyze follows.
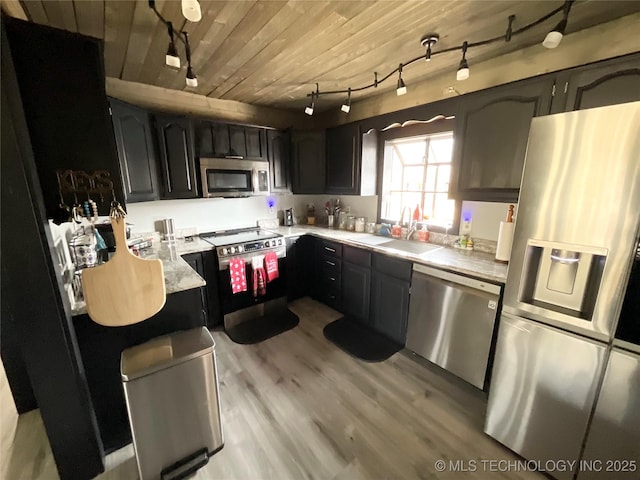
[326,123,360,194]
[181,252,208,325]
[291,130,326,194]
[109,99,159,203]
[228,125,247,158]
[564,54,640,111]
[268,129,291,193]
[342,261,371,323]
[370,271,410,344]
[245,127,267,160]
[155,114,198,199]
[451,77,554,202]
[202,250,222,328]
[286,236,306,300]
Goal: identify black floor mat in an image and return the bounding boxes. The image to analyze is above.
[225,309,299,344]
[323,316,402,362]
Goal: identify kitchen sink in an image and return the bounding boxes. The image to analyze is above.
[378,239,443,256]
[351,235,395,246]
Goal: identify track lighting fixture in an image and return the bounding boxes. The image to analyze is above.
[543,1,572,49]
[165,22,180,70]
[420,34,439,62]
[456,42,469,81]
[183,32,197,87]
[181,0,202,23]
[295,3,573,113]
[396,64,407,96]
[305,92,315,116]
[341,88,351,113]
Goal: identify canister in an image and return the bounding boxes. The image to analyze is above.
[347,216,356,231]
[355,217,365,233]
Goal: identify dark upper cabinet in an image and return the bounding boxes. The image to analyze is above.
[325,123,377,195]
[109,99,159,203]
[245,127,267,160]
[326,123,361,194]
[268,129,291,193]
[229,124,247,158]
[198,121,230,158]
[450,76,554,202]
[154,114,198,199]
[291,130,326,194]
[5,18,124,218]
[560,54,640,112]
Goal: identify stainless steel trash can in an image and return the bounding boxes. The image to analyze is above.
[121,327,224,480]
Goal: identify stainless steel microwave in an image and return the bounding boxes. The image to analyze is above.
[200,158,270,198]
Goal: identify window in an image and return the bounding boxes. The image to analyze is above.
[379,128,456,230]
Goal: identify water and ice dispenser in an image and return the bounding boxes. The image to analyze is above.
[518,240,608,320]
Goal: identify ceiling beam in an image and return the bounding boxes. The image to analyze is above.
[0,0,27,20]
[105,77,310,129]
[316,12,640,128]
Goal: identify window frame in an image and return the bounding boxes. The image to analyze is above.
[376,119,460,235]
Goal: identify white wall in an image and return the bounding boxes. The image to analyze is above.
[459,201,517,241]
[277,194,378,224]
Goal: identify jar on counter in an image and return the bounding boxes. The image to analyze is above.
[355,217,365,233]
[365,222,376,234]
[347,216,356,231]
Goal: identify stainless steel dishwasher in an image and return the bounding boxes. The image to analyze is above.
[406,264,501,389]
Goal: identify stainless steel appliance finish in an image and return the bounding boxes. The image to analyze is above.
[486,102,640,480]
[121,327,224,480]
[200,157,269,198]
[485,314,607,480]
[503,102,640,341]
[578,347,640,480]
[200,228,285,269]
[406,264,501,389]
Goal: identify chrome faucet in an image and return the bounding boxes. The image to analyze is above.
[400,206,418,240]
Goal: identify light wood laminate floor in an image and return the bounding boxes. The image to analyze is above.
[1,297,543,480]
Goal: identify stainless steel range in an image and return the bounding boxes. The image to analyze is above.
[201,227,288,334]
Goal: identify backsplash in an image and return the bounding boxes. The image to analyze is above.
[459,201,518,242]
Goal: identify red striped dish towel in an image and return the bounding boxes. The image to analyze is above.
[264,251,279,282]
[229,258,247,294]
[252,255,266,298]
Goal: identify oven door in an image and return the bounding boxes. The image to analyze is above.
[202,167,253,198]
[218,251,287,314]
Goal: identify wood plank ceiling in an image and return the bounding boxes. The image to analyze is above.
[17,0,640,112]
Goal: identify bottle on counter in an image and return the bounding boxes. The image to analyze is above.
[418,224,430,242]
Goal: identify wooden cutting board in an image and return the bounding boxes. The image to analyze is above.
[82,217,166,326]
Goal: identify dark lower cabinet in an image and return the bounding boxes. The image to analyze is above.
[370,271,410,345]
[342,262,371,322]
[154,114,198,199]
[181,252,209,325]
[286,236,309,300]
[202,250,223,328]
[109,99,159,203]
[370,253,412,344]
[315,239,342,310]
[72,288,206,454]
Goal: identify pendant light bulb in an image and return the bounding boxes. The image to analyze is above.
[542,18,567,49]
[186,66,198,87]
[181,0,202,22]
[341,89,351,113]
[305,93,315,116]
[164,22,180,70]
[456,41,469,81]
[396,64,407,96]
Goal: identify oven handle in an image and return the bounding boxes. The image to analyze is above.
[218,247,286,270]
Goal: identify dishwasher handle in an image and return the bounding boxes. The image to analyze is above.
[412,264,501,295]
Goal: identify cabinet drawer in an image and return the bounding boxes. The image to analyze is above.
[320,267,341,288]
[372,253,412,281]
[319,239,342,258]
[319,288,341,310]
[321,257,341,275]
[343,245,371,267]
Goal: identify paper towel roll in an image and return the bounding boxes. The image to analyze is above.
[495,221,514,263]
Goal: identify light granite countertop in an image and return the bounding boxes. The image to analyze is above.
[268,225,508,285]
[70,238,209,316]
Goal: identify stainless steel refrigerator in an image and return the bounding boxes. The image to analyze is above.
[485,102,640,480]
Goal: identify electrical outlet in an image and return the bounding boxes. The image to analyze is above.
[460,218,472,235]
